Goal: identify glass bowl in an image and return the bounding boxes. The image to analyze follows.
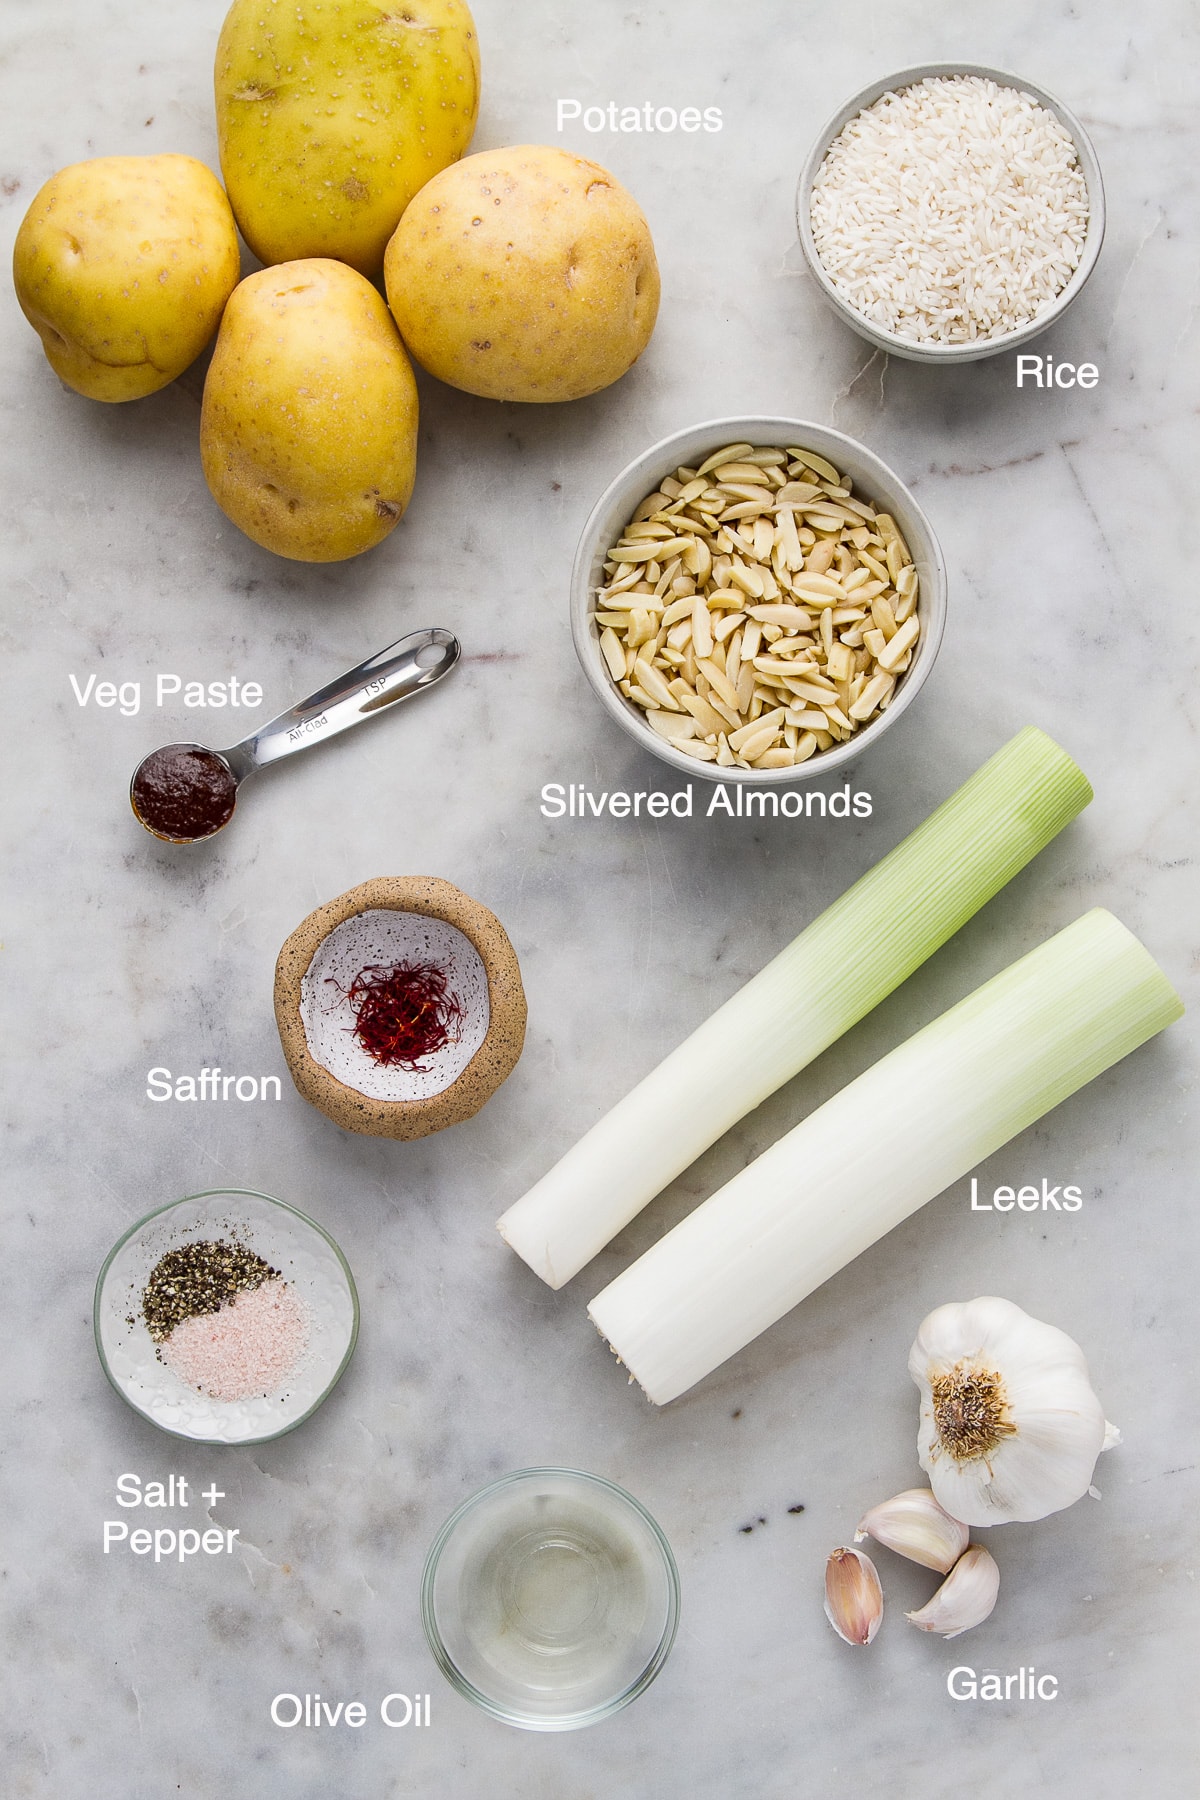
[94,1187,359,1445]
[422,1468,680,1731]
[796,63,1106,363]
[570,415,946,784]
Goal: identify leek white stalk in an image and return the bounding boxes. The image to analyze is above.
[587,910,1182,1404]
[500,728,1091,1288]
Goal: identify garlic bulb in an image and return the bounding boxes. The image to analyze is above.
[824,1547,883,1646]
[906,1544,1000,1638]
[855,1488,969,1573]
[909,1296,1118,1525]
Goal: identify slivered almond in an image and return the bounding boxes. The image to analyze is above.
[870,596,897,639]
[878,614,920,671]
[682,536,712,582]
[599,628,626,682]
[734,721,781,764]
[728,559,765,598]
[631,492,670,522]
[678,690,731,737]
[694,443,754,477]
[748,603,815,630]
[775,506,805,572]
[646,709,697,740]
[781,678,841,706]
[606,541,666,563]
[849,671,895,720]
[696,657,741,710]
[715,471,778,494]
[633,657,682,709]
[720,500,775,522]
[785,447,841,482]
[729,708,785,752]
[691,596,714,659]
[662,595,696,629]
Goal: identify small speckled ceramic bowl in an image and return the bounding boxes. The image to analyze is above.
[274,877,526,1140]
[796,63,1105,363]
[94,1188,358,1446]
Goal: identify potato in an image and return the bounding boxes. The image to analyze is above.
[12,155,240,403]
[200,259,419,563]
[384,146,660,403]
[215,0,480,278]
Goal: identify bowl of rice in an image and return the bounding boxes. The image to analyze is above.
[797,64,1105,362]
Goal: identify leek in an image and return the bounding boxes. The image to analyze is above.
[499,727,1091,1288]
[587,910,1182,1405]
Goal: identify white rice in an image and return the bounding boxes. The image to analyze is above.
[809,75,1090,345]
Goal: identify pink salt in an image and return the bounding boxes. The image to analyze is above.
[162,1278,310,1403]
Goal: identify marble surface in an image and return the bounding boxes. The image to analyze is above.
[2,2,1197,1795]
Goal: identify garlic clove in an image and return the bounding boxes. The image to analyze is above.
[909,1296,1112,1525]
[906,1544,1000,1639]
[824,1546,883,1646]
[854,1487,970,1574]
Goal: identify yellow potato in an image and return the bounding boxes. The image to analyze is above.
[12,154,240,403]
[200,259,418,563]
[215,0,480,278]
[384,146,660,403]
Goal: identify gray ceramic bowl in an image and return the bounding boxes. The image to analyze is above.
[95,1188,359,1445]
[570,416,946,785]
[796,63,1105,364]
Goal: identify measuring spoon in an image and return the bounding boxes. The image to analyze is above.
[130,626,460,844]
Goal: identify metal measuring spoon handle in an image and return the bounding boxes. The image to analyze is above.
[131,627,460,842]
[219,626,460,779]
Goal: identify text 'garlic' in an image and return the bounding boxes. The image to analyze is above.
[824,1546,883,1646]
[906,1544,1000,1639]
[855,1488,969,1574]
[909,1296,1119,1526]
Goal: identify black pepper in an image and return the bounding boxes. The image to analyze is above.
[142,1240,279,1342]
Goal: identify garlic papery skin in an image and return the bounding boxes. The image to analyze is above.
[909,1296,1113,1526]
[906,1544,1000,1638]
[824,1547,883,1646]
[854,1488,970,1574]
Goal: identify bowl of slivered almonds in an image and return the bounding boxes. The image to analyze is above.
[570,417,946,784]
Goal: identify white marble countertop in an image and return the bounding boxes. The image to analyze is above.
[2,2,1197,1795]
